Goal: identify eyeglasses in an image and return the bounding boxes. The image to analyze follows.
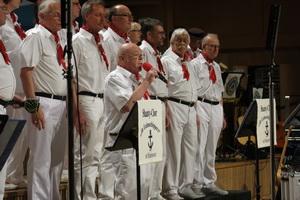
[72,2,80,7]
[130,30,141,33]
[113,14,134,20]
[174,38,189,44]
[0,5,7,11]
[48,12,61,18]
[206,44,220,50]
[123,53,144,60]
[156,31,165,35]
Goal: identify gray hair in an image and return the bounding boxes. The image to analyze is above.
[81,0,105,24]
[170,28,190,46]
[38,0,60,21]
[201,33,218,47]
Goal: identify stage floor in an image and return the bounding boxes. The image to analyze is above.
[4,156,277,200]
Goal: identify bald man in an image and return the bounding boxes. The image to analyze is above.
[103,4,132,72]
[104,43,158,199]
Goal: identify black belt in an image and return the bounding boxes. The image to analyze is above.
[35,92,66,101]
[149,95,167,102]
[198,97,219,105]
[0,99,9,107]
[168,97,195,107]
[78,91,103,98]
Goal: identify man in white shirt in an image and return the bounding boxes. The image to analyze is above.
[72,0,113,199]
[104,43,158,200]
[103,4,132,72]
[161,28,203,200]
[1,0,28,190]
[187,28,206,59]
[20,0,67,199]
[191,33,228,196]
[0,1,17,198]
[139,17,167,200]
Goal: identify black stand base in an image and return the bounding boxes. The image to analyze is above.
[187,190,251,200]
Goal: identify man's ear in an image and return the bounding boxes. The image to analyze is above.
[146,31,152,40]
[39,12,45,21]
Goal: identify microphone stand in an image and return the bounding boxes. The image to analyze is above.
[62,0,75,199]
[266,4,281,200]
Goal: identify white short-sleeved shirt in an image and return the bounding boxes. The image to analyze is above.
[103,27,129,72]
[20,25,67,96]
[72,28,109,93]
[0,36,16,101]
[104,66,139,146]
[191,53,224,101]
[139,40,168,97]
[161,51,198,102]
[0,14,23,94]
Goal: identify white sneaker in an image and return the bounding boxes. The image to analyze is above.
[150,195,167,200]
[5,183,17,190]
[178,186,205,199]
[163,193,184,200]
[201,186,228,195]
[17,181,27,189]
[191,186,206,198]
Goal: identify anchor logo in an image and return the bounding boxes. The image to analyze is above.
[265,121,269,137]
[148,130,153,151]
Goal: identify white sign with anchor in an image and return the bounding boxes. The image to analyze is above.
[256,98,277,148]
[138,100,163,165]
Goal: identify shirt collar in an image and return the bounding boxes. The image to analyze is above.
[141,40,156,55]
[80,28,104,44]
[107,27,130,43]
[37,24,53,39]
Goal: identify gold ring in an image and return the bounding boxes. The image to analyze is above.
[34,121,38,124]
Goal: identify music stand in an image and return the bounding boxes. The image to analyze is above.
[0,116,26,171]
[106,103,142,200]
[235,101,261,200]
[283,103,300,129]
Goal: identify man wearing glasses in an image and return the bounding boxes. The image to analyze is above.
[191,33,228,196]
[104,43,158,199]
[139,17,167,200]
[103,4,133,72]
[20,0,67,199]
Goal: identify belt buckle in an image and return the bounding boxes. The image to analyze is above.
[95,94,99,98]
[51,94,54,99]
[201,98,205,102]
[178,99,182,104]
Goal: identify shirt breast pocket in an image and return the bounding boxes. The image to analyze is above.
[42,48,57,67]
[83,50,99,70]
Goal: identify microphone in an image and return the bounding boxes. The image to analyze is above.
[142,62,168,84]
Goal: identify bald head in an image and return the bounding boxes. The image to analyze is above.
[118,43,143,74]
[108,4,132,33]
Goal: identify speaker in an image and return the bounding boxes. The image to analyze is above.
[265,4,281,51]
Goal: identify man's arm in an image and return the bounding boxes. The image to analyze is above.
[121,68,158,113]
[20,67,46,130]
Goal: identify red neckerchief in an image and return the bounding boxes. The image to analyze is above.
[190,47,197,58]
[53,33,67,70]
[201,52,216,84]
[145,40,166,75]
[172,50,190,80]
[135,73,150,100]
[10,12,26,40]
[0,40,11,65]
[109,23,128,41]
[82,25,109,70]
[120,65,150,100]
[72,21,79,33]
[40,23,67,70]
